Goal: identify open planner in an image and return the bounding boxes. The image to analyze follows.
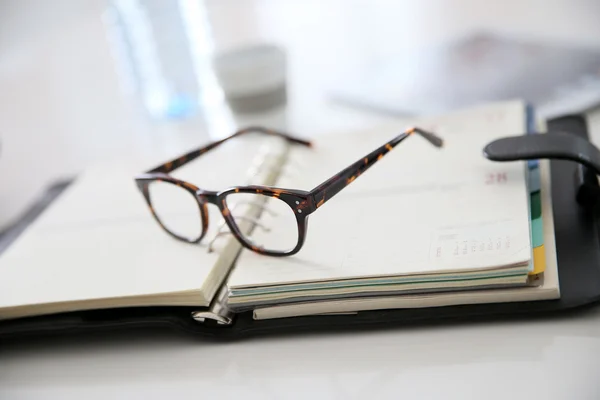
[1,100,599,340]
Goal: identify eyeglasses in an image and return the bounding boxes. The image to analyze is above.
[135,126,443,257]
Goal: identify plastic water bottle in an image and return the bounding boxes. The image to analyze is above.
[103,0,224,121]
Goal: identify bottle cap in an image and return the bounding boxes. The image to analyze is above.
[213,44,287,113]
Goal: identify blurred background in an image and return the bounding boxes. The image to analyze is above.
[1,0,600,232]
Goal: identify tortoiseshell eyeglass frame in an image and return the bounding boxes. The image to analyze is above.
[135,126,443,257]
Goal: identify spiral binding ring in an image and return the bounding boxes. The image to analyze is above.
[246,157,283,179]
[230,200,279,217]
[206,148,299,253]
[206,195,279,253]
[248,159,301,184]
[207,215,271,253]
[278,163,300,180]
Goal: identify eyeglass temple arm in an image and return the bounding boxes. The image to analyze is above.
[309,127,443,209]
[146,127,312,174]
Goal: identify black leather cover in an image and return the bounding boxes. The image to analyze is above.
[1,115,599,341]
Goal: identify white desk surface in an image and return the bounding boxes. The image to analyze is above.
[2,1,600,398]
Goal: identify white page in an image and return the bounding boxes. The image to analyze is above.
[228,101,531,289]
[0,134,288,317]
[254,159,559,319]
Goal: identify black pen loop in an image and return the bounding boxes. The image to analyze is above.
[484,130,600,208]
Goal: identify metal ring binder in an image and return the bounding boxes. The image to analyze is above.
[205,150,285,253]
[207,214,271,253]
[4,115,600,340]
[196,148,287,322]
[193,143,287,322]
[246,150,285,179]
[246,162,279,179]
[246,149,301,182]
[191,284,233,325]
[229,200,279,217]
[278,163,300,180]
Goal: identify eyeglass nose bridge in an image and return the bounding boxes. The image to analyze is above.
[195,190,219,205]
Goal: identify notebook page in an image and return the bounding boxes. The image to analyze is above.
[228,101,531,289]
[0,134,288,319]
[254,158,559,320]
